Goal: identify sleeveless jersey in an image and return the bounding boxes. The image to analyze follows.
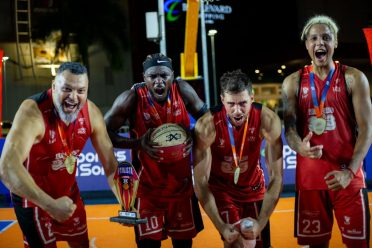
[21,89,92,207]
[131,81,192,201]
[209,102,265,202]
[296,63,365,190]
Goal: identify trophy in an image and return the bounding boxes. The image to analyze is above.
[110,161,147,225]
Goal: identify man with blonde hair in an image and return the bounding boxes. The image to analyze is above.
[282,15,371,247]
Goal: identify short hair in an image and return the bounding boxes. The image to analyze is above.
[57,62,87,75]
[220,69,253,95]
[300,15,339,41]
[142,53,173,72]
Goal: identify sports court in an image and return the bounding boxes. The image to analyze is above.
[1,193,370,247]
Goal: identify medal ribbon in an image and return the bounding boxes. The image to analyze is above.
[309,66,335,117]
[226,114,249,170]
[56,120,74,157]
[146,91,172,124]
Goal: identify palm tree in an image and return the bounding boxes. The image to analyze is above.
[32,0,128,69]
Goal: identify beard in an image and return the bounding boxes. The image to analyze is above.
[55,102,81,125]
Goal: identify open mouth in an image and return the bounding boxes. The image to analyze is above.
[64,101,78,112]
[233,116,244,122]
[154,87,165,96]
[315,49,327,60]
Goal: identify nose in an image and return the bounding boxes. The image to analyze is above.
[68,91,77,101]
[232,105,242,114]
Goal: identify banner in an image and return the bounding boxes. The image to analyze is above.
[363,28,372,65]
[0,49,3,136]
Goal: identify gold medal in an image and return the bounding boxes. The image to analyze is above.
[65,155,76,174]
[234,167,240,184]
[312,118,326,135]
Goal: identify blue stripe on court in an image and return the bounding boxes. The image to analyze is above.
[0,220,16,233]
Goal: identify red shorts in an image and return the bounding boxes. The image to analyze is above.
[135,194,203,240]
[215,197,270,248]
[295,188,370,247]
[13,190,88,248]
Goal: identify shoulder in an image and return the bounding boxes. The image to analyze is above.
[344,65,369,90]
[260,105,282,139]
[12,99,45,141]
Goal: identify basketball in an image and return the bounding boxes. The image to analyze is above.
[151,123,187,147]
[150,123,188,163]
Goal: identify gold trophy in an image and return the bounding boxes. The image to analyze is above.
[110,161,147,224]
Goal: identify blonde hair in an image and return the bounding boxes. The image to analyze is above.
[300,15,339,41]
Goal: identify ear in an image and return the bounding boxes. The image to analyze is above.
[52,80,56,90]
[334,40,338,48]
[143,73,146,81]
[220,94,224,104]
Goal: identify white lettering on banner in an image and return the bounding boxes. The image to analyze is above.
[283,145,296,170]
[76,150,128,177]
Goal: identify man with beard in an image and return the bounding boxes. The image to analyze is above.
[193,69,283,248]
[104,53,207,248]
[282,15,371,247]
[0,62,119,248]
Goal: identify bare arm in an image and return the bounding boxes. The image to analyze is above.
[104,89,141,149]
[282,72,323,158]
[0,100,76,222]
[177,79,206,118]
[346,67,372,174]
[256,106,283,231]
[193,112,239,243]
[89,101,120,202]
[325,67,372,190]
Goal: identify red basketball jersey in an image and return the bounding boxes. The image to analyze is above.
[132,81,192,201]
[21,89,92,207]
[296,63,365,190]
[209,103,266,202]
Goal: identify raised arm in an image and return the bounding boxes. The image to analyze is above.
[255,106,283,232]
[193,112,239,243]
[344,67,372,176]
[0,100,76,222]
[88,100,120,202]
[282,72,323,158]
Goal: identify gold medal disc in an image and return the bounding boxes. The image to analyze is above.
[234,167,240,184]
[65,155,76,174]
[313,118,326,135]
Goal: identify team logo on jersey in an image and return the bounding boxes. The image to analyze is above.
[343,215,351,225]
[143,112,151,121]
[49,130,56,144]
[78,118,85,126]
[77,127,86,134]
[302,87,309,99]
[173,109,181,116]
[173,100,179,108]
[218,138,225,147]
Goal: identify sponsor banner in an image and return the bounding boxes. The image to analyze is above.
[0,132,371,196]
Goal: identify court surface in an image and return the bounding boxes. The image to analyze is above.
[0,193,371,247]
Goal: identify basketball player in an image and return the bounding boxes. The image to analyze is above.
[282,15,371,247]
[0,62,119,248]
[193,69,283,248]
[104,53,207,248]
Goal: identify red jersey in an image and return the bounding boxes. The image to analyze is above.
[209,103,265,203]
[22,89,91,207]
[131,81,192,201]
[296,63,365,190]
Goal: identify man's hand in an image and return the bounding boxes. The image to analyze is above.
[140,128,164,162]
[298,132,323,159]
[46,196,77,222]
[220,223,240,244]
[324,170,353,191]
[240,218,260,240]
